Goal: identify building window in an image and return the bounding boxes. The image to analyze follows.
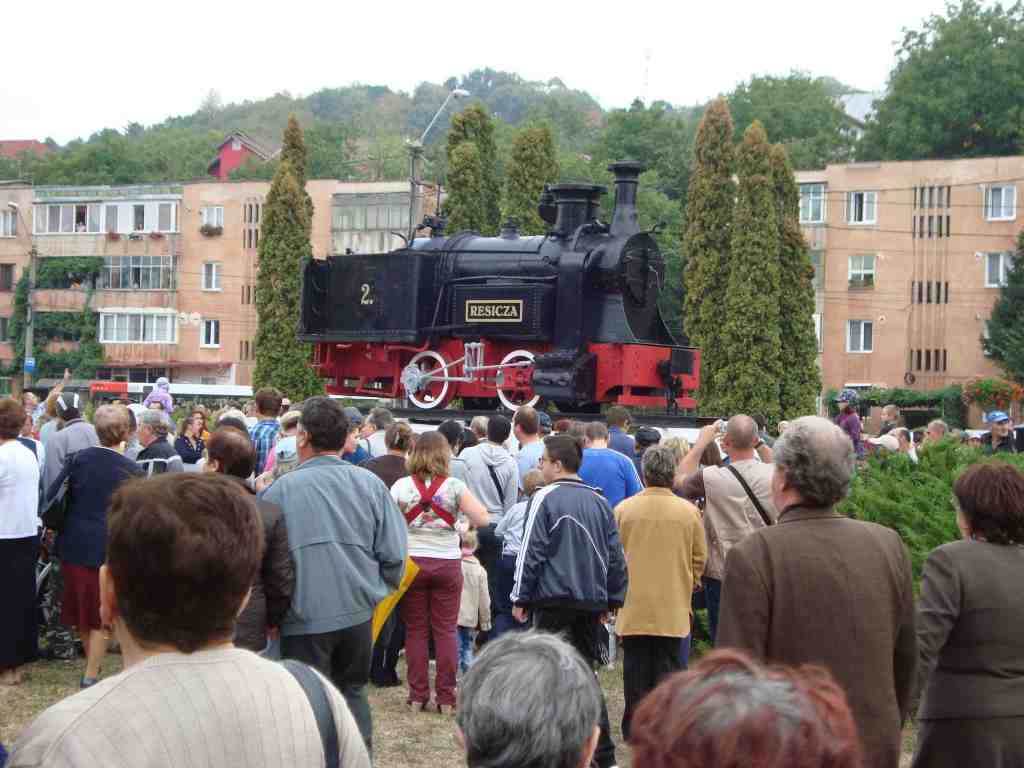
[105,205,118,233]
[0,210,15,237]
[809,250,824,289]
[231,138,241,151]
[846,191,877,225]
[799,184,825,223]
[201,206,224,228]
[813,313,822,351]
[32,203,101,234]
[99,255,176,290]
[133,204,145,231]
[847,320,873,353]
[985,185,1017,221]
[986,251,1014,287]
[201,319,221,348]
[0,316,9,342]
[202,262,222,291]
[0,264,14,291]
[99,312,177,344]
[847,254,875,288]
[157,203,175,232]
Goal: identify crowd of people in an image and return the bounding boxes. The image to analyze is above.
[0,383,1022,768]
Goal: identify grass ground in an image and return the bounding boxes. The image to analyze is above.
[0,653,915,767]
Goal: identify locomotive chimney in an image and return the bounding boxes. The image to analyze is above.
[548,183,606,238]
[608,160,644,237]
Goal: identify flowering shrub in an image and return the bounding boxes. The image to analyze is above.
[961,377,1022,412]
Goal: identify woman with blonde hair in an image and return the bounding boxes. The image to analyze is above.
[390,431,489,713]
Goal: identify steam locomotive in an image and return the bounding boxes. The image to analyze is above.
[298,161,701,412]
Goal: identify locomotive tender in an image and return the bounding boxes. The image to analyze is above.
[299,161,701,412]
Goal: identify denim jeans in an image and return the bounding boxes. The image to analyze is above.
[457,626,475,673]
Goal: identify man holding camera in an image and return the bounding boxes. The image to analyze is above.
[674,414,775,642]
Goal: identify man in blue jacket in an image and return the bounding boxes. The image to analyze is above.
[512,433,628,768]
[579,422,643,509]
[264,397,407,754]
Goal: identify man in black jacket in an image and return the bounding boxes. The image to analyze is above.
[136,410,184,475]
[512,433,627,768]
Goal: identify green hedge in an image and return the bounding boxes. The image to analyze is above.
[837,440,1024,586]
[824,385,965,428]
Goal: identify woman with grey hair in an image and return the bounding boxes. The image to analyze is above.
[457,631,602,768]
[717,416,917,768]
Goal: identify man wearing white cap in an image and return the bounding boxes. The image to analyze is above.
[985,411,1017,454]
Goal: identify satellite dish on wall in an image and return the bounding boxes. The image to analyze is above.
[878,314,887,324]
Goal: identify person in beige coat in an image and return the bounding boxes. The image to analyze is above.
[716,416,916,768]
[458,529,492,673]
[614,446,707,741]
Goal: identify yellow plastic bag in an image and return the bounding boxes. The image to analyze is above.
[372,558,420,642]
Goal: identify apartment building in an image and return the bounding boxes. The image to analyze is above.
[0,178,414,390]
[797,156,1021,425]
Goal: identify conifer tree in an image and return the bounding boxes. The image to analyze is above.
[281,114,314,227]
[444,142,486,234]
[447,104,501,234]
[983,230,1024,383]
[252,159,324,399]
[501,124,559,235]
[706,121,781,421]
[682,99,736,406]
[772,144,822,418]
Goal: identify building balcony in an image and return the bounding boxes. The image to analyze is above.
[33,287,179,314]
[33,232,182,259]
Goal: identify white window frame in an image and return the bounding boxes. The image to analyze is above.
[0,210,16,238]
[98,312,178,344]
[799,183,825,224]
[200,206,224,228]
[847,254,876,287]
[201,318,221,348]
[985,185,1017,221]
[813,313,822,352]
[847,320,873,354]
[202,262,222,291]
[985,251,1014,288]
[156,202,177,233]
[846,191,878,225]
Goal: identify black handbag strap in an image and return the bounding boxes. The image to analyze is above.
[486,462,505,502]
[725,464,773,528]
[282,660,340,768]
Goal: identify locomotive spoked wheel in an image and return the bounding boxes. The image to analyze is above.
[495,350,540,412]
[401,350,452,410]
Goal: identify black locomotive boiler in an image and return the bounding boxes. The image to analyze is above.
[299,160,701,412]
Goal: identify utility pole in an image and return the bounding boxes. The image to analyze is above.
[23,246,36,391]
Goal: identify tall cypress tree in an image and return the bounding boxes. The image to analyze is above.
[707,121,781,421]
[447,104,501,235]
[501,123,559,235]
[444,142,486,234]
[253,159,324,399]
[772,144,822,418]
[281,114,314,226]
[983,230,1024,382]
[682,99,735,406]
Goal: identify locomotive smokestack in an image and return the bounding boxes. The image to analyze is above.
[548,183,606,238]
[608,160,644,237]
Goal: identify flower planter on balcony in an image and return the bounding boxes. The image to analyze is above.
[149,231,165,241]
[106,232,121,242]
[200,224,224,237]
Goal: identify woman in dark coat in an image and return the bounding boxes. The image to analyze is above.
[174,413,206,464]
[46,405,142,688]
[913,461,1024,767]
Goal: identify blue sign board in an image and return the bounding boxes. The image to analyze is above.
[24,357,35,373]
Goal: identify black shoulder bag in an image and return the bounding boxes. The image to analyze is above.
[725,464,774,528]
[486,463,506,503]
[282,660,340,768]
[41,452,77,533]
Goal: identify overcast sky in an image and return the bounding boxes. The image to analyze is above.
[4,0,952,145]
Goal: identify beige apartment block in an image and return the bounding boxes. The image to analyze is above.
[9,179,415,390]
[797,156,1021,426]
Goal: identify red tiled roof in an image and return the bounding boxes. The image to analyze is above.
[0,140,52,159]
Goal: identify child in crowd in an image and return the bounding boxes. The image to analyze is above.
[457,529,491,674]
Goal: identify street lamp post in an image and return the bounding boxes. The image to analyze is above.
[406,88,470,244]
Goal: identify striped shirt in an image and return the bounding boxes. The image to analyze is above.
[249,419,280,475]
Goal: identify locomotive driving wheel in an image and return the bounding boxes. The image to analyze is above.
[401,350,452,410]
[495,350,540,411]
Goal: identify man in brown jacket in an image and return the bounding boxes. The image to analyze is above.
[717,416,916,768]
[614,446,707,741]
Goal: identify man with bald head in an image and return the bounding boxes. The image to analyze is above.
[674,414,776,641]
[716,416,916,768]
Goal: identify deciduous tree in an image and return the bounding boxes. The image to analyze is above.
[253,159,324,399]
[707,122,781,422]
[983,230,1024,383]
[861,0,1024,160]
[771,144,822,419]
[682,99,735,406]
[501,123,559,235]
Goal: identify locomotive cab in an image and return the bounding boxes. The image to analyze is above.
[299,160,700,412]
